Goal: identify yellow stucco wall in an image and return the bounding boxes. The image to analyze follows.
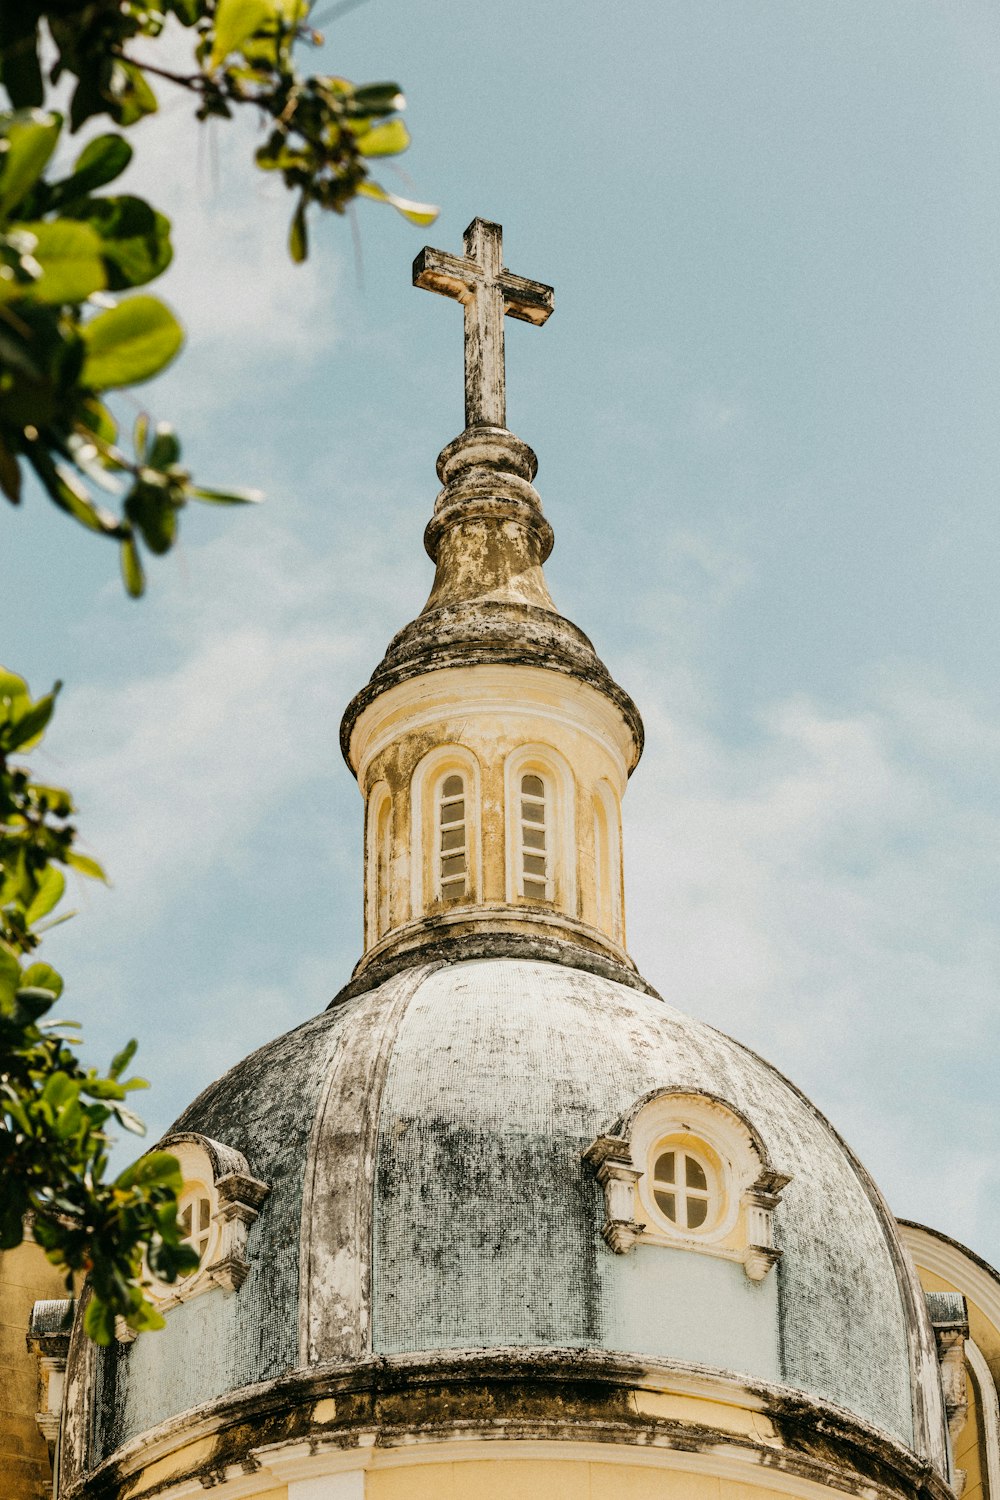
[909,1259,992,1500]
[366,1457,860,1499]
[956,1360,985,1500]
[0,1239,70,1500]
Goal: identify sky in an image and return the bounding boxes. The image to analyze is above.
[5,1,1000,1262]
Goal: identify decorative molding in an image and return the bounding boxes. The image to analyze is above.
[582,1135,645,1252]
[68,1345,955,1500]
[145,1134,269,1317]
[585,1090,791,1282]
[351,665,636,790]
[925,1293,970,1445]
[965,1339,1000,1500]
[27,1298,73,1470]
[408,743,484,918]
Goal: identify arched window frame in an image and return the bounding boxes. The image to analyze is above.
[143,1133,269,1320]
[593,779,623,944]
[365,782,393,945]
[966,1338,1000,1500]
[410,746,483,916]
[585,1089,791,1279]
[504,744,576,913]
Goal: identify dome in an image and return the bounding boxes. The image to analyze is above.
[68,955,945,1482]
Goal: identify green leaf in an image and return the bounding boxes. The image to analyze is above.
[289,195,307,263]
[65,851,107,882]
[10,220,107,303]
[0,14,43,111]
[124,480,177,554]
[210,0,275,67]
[67,195,173,291]
[349,83,405,116]
[83,1296,116,1346]
[0,110,61,223]
[190,485,264,504]
[0,1187,28,1250]
[0,666,29,700]
[80,295,183,389]
[109,1038,137,1079]
[57,134,133,204]
[20,962,64,1000]
[147,423,180,468]
[24,867,66,926]
[113,1103,146,1135]
[5,686,57,751]
[0,943,21,1004]
[116,1150,182,1193]
[0,434,21,502]
[107,59,159,128]
[13,986,59,1019]
[126,1298,164,1333]
[120,533,145,597]
[77,398,118,450]
[355,180,439,227]
[25,447,123,536]
[13,984,59,1020]
[355,119,410,159]
[41,1070,78,1109]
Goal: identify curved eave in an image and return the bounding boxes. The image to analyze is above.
[339,626,644,771]
[60,1348,953,1500]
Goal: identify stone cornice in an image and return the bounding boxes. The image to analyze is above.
[62,1347,953,1500]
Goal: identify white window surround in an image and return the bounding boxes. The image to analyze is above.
[584,1089,791,1281]
[365,782,392,944]
[410,746,483,915]
[144,1133,269,1317]
[966,1338,1000,1500]
[504,744,576,912]
[593,779,622,943]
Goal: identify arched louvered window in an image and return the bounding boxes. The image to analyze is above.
[438,773,468,901]
[519,772,550,900]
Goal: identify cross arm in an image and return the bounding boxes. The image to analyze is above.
[412,246,477,304]
[499,270,554,326]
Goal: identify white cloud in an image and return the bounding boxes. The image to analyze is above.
[624,663,1000,1252]
[130,104,336,369]
[48,518,379,932]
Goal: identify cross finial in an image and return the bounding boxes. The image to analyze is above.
[413,218,554,430]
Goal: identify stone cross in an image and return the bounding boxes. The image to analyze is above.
[413,218,554,430]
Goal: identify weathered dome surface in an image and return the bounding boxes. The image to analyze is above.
[96,957,941,1468]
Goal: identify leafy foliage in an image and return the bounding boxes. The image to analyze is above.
[1,668,200,1343]
[1,0,436,1348]
[1,0,436,589]
[0,108,262,594]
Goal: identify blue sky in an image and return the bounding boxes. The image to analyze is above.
[6,2,1000,1260]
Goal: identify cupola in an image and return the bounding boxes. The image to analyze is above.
[340,219,644,989]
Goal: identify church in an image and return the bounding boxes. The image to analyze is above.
[4,219,1000,1500]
